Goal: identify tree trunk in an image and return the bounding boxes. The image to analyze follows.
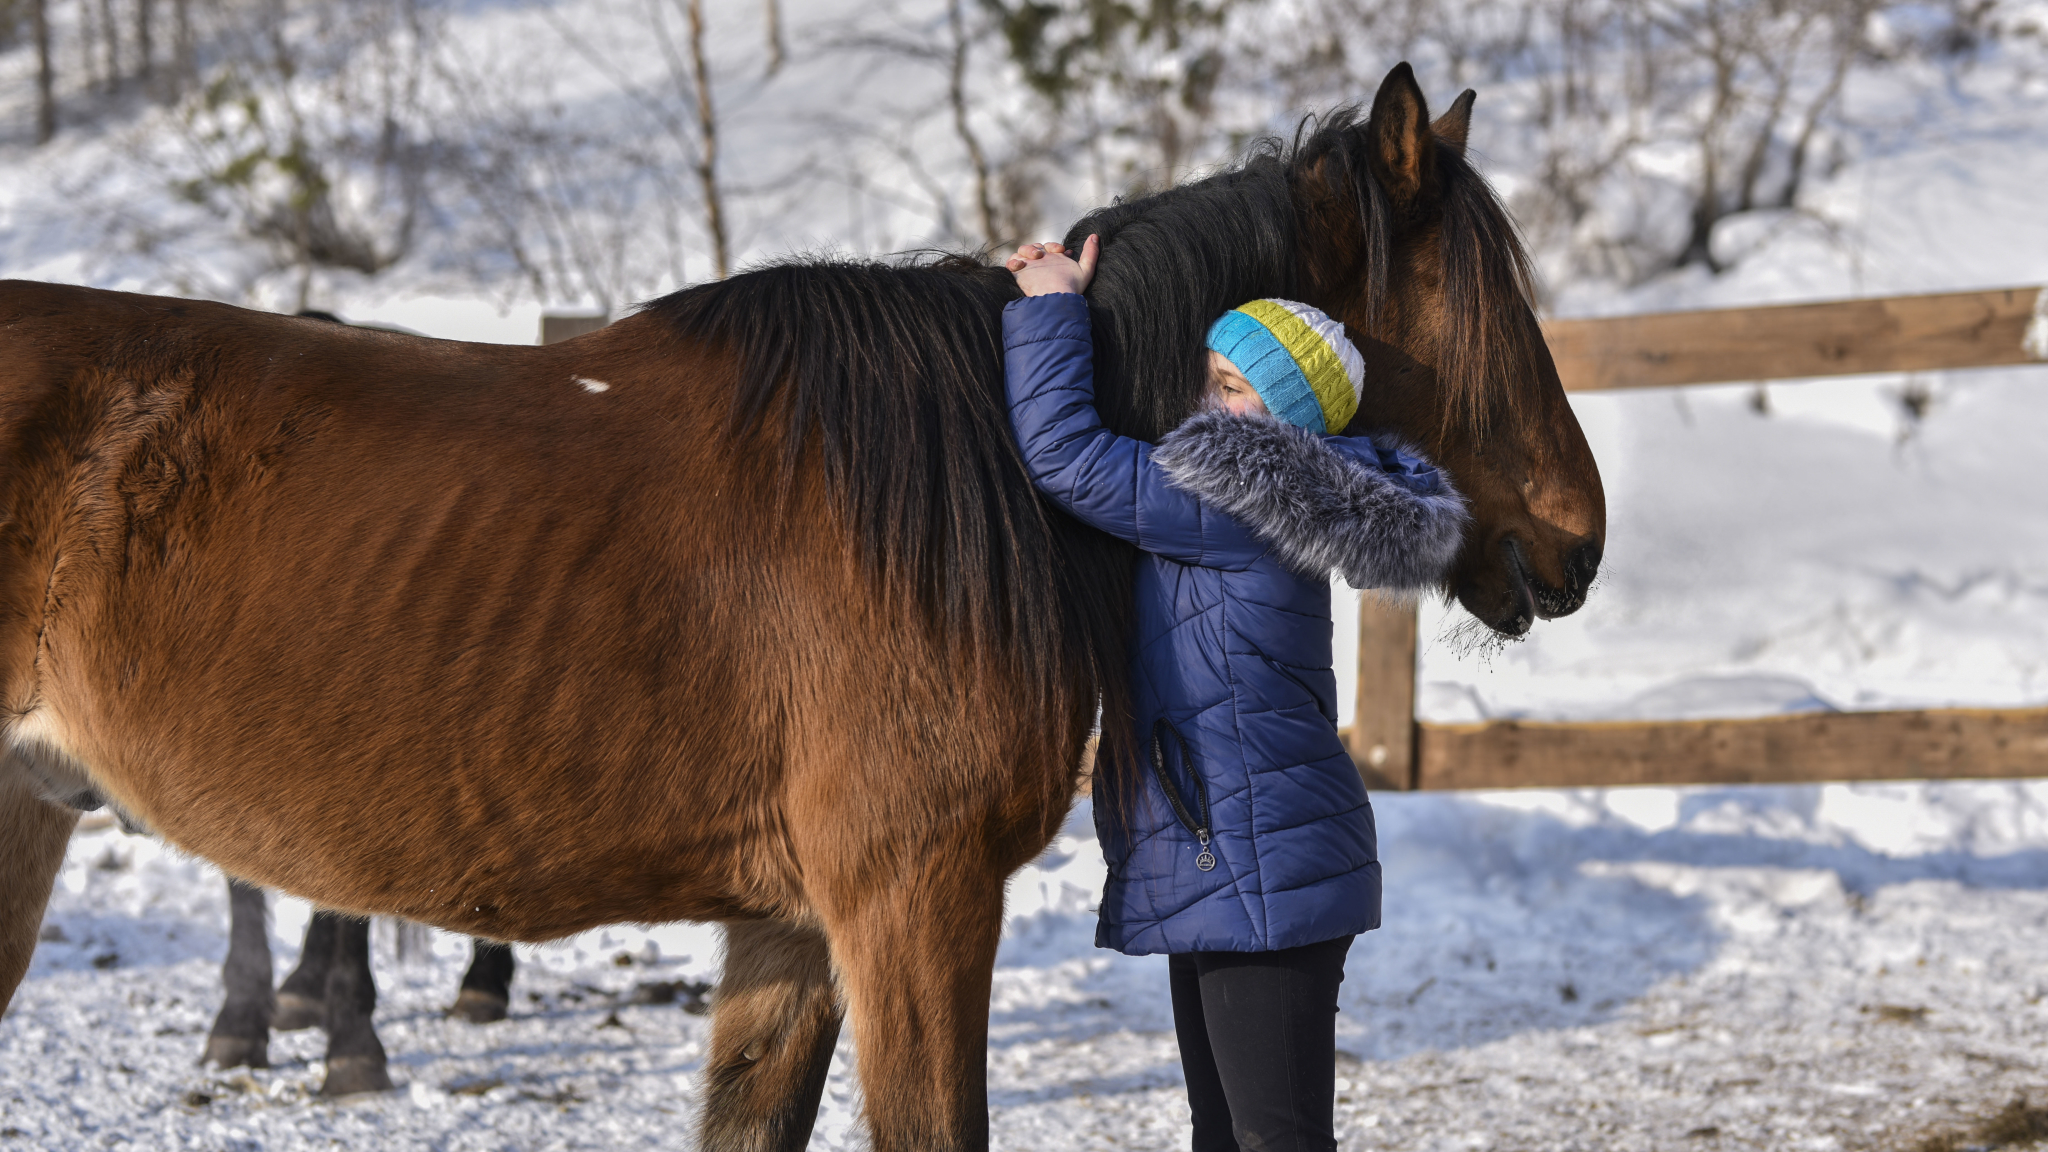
[685,0,729,278]
[1778,33,1853,210]
[99,0,119,91]
[174,0,193,87]
[137,0,155,83]
[33,0,56,143]
[762,0,784,78]
[948,0,998,248]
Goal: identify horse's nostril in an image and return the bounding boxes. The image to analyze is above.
[1567,541,1602,589]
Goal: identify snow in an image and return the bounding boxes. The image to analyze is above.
[13,784,2048,1150]
[8,3,2048,1150]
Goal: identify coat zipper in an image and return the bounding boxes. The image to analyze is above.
[1149,720,1216,872]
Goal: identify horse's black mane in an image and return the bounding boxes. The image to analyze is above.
[643,101,1537,736]
[1071,104,1537,440]
[1063,130,1310,441]
[646,256,1129,724]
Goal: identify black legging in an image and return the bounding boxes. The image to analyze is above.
[1168,934,1355,1152]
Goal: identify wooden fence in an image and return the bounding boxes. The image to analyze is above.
[1343,285,2048,793]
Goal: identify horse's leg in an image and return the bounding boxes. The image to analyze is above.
[202,879,275,1068]
[317,917,392,1096]
[822,859,1005,1152]
[698,919,842,1152]
[273,909,336,1030]
[450,939,516,1024]
[0,771,78,1010]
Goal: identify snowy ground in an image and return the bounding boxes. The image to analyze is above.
[10,782,2048,1151]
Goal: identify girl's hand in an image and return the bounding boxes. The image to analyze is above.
[1006,234,1099,297]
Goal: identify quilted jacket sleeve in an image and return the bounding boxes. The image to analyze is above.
[1001,293,1264,570]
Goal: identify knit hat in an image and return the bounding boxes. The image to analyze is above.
[1204,299,1366,433]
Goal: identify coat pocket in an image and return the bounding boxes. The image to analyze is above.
[1148,720,1216,873]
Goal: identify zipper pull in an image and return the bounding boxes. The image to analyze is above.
[1195,829,1215,872]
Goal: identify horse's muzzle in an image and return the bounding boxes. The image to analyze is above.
[1479,536,1600,636]
[1517,536,1601,621]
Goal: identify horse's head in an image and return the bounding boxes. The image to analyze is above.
[1291,64,1606,636]
[1071,65,1602,636]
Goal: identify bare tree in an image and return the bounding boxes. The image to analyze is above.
[685,0,729,277]
[948,0,997,247]
[538,0,734,280]
[110,0,439,305]
[763,0,785,77]
[982,0,1234,194]
[136,0,154,83]
[34,0,56,142]
[173,0,192,85]
[816,0,1067,251]
[98,0,118,90]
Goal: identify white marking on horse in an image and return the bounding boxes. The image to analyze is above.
[575,377,611,394]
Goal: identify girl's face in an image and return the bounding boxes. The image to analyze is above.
[1205,351,1270,418]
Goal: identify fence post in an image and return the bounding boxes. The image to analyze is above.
[1346,597,1419,791]
[540,312,609,345]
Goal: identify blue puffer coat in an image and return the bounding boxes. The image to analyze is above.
[1003,293,1468,956]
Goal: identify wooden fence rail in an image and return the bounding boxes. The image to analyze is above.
[1344,285,2048,792]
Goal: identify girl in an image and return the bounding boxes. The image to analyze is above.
[1002,236,1468,1152]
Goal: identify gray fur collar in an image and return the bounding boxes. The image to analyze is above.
[1153,410,1469,591]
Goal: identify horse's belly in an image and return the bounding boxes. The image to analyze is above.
[64,714,774,939]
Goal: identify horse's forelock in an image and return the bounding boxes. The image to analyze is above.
[1299,105,1543,439]
[1432,146,1542,439]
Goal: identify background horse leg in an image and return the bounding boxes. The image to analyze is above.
[449,939,516,1024]
[273,909,337,1030]
[698,919,842,1152]
[202,879,275,1068]
[824,861,1005,1152]
[0,771,78,1009]
[317,917,392,1096]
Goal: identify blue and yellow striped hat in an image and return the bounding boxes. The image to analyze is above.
[1205,299,1366,433]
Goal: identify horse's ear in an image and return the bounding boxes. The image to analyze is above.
[1367,62,1433,205]
[1433,89,1476,157]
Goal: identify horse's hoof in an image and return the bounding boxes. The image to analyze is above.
[201,1035,269,1069]
[273,993,325,1031]
[449,989,509,1024]
[319,1056,394,1097]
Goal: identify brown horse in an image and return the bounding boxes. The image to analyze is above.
[0,64,1602,1151]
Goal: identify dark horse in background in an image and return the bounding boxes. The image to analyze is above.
[0,65,1602,1151]
[203,878,516,1091]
